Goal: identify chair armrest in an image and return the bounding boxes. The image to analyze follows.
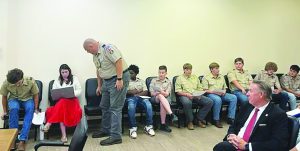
[34,140,69,151]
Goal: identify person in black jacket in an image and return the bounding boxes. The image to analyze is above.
[213,80,289,151]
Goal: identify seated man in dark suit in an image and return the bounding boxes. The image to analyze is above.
[213,80,289,151]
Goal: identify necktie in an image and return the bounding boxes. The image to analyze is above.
[243,108,259,142]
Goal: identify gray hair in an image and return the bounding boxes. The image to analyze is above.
[252,80,272,101]
[83,38,97,49]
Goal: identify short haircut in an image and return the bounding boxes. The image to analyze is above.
[252,80,272,101]
[83,38,97,49]
[7,68,24,84]
[209,62,219,70]
[183,63,192,69]
[234,57,244,64]
[159,65,167,72]
[290,65,300,73]
[264,62,278,72]
[128,64,139,74]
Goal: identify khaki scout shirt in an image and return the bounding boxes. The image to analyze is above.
[0,77,39,101]
[128,78,147,92]
[202,73,227,91]
[175,74,203,93]
[149,77,171,94]
[93,43,128,79]
[280,74,300,91]
[227,69,253,91]
[254,70,281,89]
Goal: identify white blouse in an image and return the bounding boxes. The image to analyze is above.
[52,76,82,97]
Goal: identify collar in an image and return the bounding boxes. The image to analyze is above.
[256,101,270,112]
[263,71,275,78]
[233,68,245,73]
[209,73,221,79]
[156,78,167,82]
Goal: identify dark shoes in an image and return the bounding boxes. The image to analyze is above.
[92,131,109,138]
[170,114,178,123]
[227,118,235,125]
[160,124,172,132]
[214,120,223,128]
[100,137,122,146]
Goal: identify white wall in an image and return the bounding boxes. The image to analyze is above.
[1,0,300,116]
[0,0,8,128]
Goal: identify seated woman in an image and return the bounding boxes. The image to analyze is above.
[42,64,82,143]
[149,65,178,132]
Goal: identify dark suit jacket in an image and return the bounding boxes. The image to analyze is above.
[225,102,289,151]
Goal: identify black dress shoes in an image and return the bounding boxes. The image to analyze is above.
[92,131,109,138]
[100,137,122,146]
[227,118,235,125]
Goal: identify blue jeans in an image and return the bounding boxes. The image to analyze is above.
[232,90,248,107]
[207,93,237,121]
[8,98,34,141]
[127,96,153,128]
[285,91,297,110]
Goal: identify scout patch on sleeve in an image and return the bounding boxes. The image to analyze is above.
[103,45,114,54]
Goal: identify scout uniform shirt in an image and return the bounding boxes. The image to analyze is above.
[175,74,203,93]
[93,43,128,79]
[128,78,147,92]
[0,77,39,101]
[227,69,253,91]
[149,77,171,94]
[254,70,281,89]
[280,74,300,91]
[202,73,227,91]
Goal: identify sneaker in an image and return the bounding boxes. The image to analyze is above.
[144,125,155,136]
[187,122,194,130]
[160,124,172,132]
[170,114,178,122]
[100,137,122,146]
[129,127,137,139]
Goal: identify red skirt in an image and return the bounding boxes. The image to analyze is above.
[46,97,82,127]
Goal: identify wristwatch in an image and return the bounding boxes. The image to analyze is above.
[244,143,249,151]
[117,77,122,81]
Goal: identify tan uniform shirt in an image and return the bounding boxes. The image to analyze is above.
[93,43,128,79]
[149,77,171,94]
[0,77,39,101]
[280,74,300,91]
[202,73,227,91]
[227,69,253,91]
[128,78,147,92]
[254,70,281,89]
[175,74,203,93]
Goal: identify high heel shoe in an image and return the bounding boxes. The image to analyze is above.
[61,137,68,143]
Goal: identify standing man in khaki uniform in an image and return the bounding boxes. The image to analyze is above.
[83,38,129,146]
[0,68,39,151]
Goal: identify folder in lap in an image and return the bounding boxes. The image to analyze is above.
[51,86,75,100]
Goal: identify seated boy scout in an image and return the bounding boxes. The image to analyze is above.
[280,65,300,110]
[0,68,39,151]
[175,63,213,130]
[254,62,289,111]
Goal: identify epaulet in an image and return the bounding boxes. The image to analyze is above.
[102,44,114,54]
